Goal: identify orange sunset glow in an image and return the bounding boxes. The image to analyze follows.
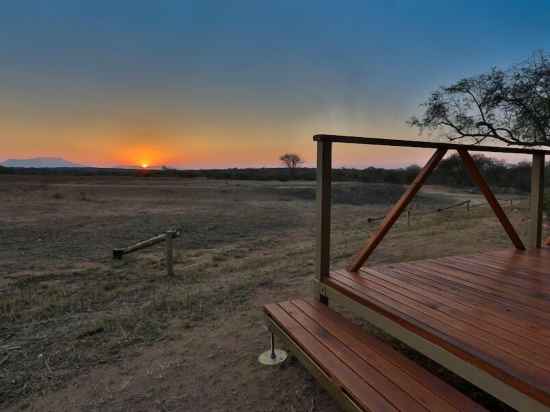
[1,115,437,169]
[1,1,544,170]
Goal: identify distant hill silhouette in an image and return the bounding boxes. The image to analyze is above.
[0,157,84,168]
[0,154,539,194]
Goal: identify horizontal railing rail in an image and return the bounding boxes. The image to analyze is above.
[314,134,550,155]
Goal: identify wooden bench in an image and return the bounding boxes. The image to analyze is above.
[265,299,486,412]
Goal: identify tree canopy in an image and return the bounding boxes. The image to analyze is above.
[410,52,550,147]
[279,153,303,169]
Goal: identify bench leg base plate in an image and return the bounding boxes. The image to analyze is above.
[258,349,288,366]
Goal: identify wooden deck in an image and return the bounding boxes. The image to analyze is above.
[302,134,549,410]
[322,248,550,410]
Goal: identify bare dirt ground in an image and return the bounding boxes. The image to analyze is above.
[0,175,534,411]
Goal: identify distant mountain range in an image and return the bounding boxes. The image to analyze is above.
[0,157,84,168]
[0,158,178,170]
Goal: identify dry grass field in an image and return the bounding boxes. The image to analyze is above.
[0,175,534,411]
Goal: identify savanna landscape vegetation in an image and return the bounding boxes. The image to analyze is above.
[0,167,537,411]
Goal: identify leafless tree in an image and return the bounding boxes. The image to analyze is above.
[410,51,550,146]
[279,153,303,169]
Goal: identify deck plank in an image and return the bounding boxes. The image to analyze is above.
[369,265,550,340]
[411,261,550,317]
[449,255,550,281]
[439,256,550,294]
[324,249,550,407]
[482,253,550,276]
[442,256,550,292]
[331,271,550,372]
[355,268,550,351]
[389,262,550,328]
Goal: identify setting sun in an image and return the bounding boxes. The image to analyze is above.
[141,163,149,169]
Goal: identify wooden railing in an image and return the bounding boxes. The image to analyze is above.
[314,134,549,279]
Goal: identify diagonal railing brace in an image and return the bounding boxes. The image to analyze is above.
[457,149,525,250]
[347,148,447,273]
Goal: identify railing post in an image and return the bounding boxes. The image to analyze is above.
[528,153,545,249]
[316,140,332,305]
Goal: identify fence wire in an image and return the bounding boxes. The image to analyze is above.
[366,198,528,225]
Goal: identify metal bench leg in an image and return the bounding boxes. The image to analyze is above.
[258,331,288,366]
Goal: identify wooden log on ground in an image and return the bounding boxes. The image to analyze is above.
[112,229,181,260]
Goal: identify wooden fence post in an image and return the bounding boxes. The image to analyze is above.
[316,140,332,304]
[528,153,545,249]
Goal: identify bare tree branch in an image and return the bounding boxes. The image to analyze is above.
[409,51,550,147]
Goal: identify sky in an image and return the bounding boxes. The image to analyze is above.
[1,0,550,168]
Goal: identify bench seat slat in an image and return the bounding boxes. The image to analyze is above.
[278,301,430,412]
[265,299,486,412]
[265,303,398,411]
[291,300,484,411]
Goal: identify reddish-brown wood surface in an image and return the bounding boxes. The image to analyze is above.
[325,248,550,406]
[265,299,486,411]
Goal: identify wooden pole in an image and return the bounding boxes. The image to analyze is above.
[316,140,332,304]
[528,153,545,249]
[466,200,470,213]
[112,229,181,264]
[113,233,167,259]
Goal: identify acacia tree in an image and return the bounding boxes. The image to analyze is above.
[279,153,303,169]
[410,52,550,146]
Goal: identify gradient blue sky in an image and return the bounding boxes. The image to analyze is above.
[2,0,550,168]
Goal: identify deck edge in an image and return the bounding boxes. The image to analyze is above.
[314,279,550,412]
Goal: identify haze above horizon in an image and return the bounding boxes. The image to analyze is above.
[2,1,550,168]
